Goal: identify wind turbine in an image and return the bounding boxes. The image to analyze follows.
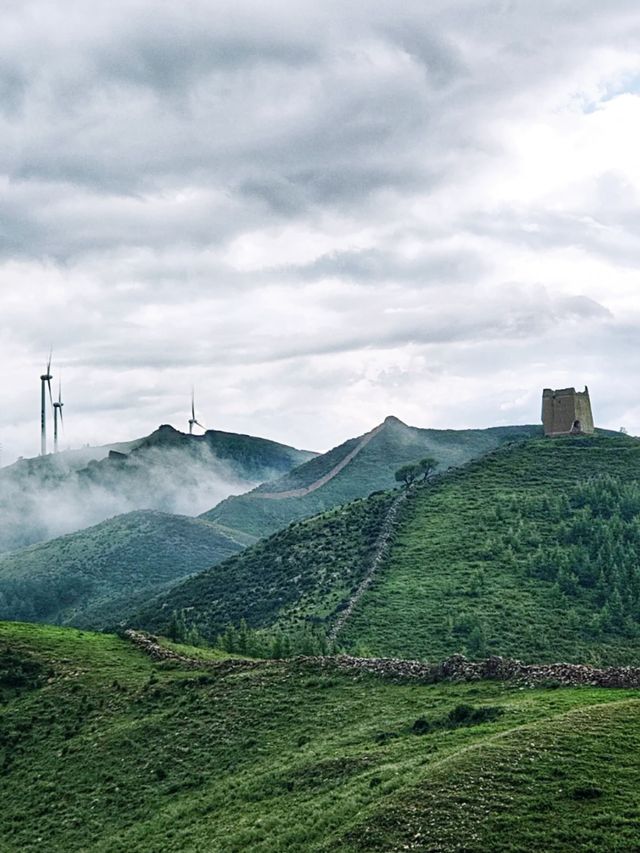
[39,350,53,456]
[53,378,64,453]
[188,389,206,434]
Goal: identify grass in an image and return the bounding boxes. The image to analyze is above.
[342,698,640,852]
[1,621,639,852]
[136,492,396,638]
[343,435,640,663]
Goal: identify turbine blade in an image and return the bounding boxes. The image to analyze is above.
[59,408,64,431]
[47,347,52,375]
[191,388,195,420]
[47,377,53,407]
[195,420,206,430]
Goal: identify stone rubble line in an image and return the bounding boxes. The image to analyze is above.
[328,488,409,642]
[124,630,640,689]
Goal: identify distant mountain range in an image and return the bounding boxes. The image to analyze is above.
[0,510,253,628]
[0,424,315,553]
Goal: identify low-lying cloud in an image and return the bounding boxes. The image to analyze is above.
[0,439,273,553]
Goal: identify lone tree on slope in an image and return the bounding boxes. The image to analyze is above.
[394,456,438,488]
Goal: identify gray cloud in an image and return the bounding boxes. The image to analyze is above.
[2,0,640,465]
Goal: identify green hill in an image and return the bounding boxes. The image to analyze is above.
[138,434,640,665]
[0,512,254,629]
[201,417,541,539]
[0,425,315,553]
[1,621,639,852]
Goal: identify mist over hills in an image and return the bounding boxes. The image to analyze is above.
[0,510,251,628]
[0,424,314,553]
[0,418,542,630]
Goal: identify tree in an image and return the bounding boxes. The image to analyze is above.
[395,463,419,487]
[467,624,486,657]
[394,457,439,488]
[416,456,438,481]
[167,609,187,642]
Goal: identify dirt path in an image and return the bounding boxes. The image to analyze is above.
[252,421,386,500]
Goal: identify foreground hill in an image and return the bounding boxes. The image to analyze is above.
[1,621,639,852]
[0,425,314,552]
[0,512,252,628]
[139,434,640,665]
[201,417,540,539]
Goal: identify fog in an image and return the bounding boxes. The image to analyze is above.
[0,439,273,553]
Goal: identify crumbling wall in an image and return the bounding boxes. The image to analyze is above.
[125,631,640,689]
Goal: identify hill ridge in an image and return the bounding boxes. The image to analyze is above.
[255,419,387,499]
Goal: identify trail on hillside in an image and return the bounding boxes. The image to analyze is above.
[329,487,409,642]
[252,422,386,500]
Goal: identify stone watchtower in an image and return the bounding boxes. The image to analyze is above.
[542,387,594,437]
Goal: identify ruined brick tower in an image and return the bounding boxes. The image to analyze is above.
[542,387,594,437]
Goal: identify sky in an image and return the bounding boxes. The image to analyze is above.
[2,0,640,464]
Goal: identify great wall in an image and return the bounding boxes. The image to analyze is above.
[124,630,640,689]
[251,420,386,499]
[328,487,408,641]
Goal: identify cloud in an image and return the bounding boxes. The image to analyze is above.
[2,0,640,465]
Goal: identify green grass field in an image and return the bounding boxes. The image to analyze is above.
[141,434,640,665]
[1,622,639,851]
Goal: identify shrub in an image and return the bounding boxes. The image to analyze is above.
[447,704,503,726]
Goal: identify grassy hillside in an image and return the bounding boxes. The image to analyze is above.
[0,512,252,629]
[139,434,640,665]
[1,621,639,852]
[342,434,640,664]
[137,492,396,640]
[0,425,314,553]
[201,417,541,539]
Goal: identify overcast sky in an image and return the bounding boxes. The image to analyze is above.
[2,0,640,463]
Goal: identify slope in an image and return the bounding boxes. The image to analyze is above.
[1,621,639,852]
[0,424,315,553]
[137,433,640,665]
[0,511,252,629]
[341,433,640,664]
[201,417,540,539]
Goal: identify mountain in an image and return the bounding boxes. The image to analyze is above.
[1,621,639,852]
[0,425,315,553]
[0,511,255,628]
[200,416,541,539]
[138,433,640,665]
[0,419,533,631]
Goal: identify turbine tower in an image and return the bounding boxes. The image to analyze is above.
[188,389,205,434]
[39,351,53,456]
[53,379,64,453]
